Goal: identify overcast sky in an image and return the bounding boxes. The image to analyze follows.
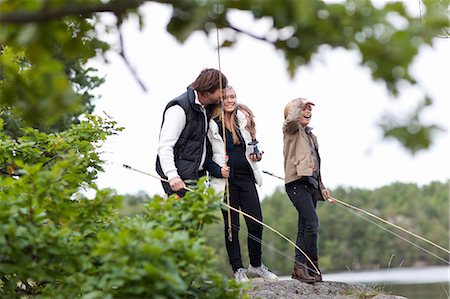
[90,2,449,199]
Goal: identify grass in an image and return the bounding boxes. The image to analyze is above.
[342,284,385,298]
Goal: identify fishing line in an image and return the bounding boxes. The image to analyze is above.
[331,196,450,255]
[332,203,450,265]
[224,196,320,274]
[203,222,301,274]
[228,223,321,274]
[205,221,296,265]
[122,164,320,275]
[262,170,450,255]
[228,223,296,263]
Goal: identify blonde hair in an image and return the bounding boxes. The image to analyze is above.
[238,103,256,140]
[284,97,310,119]
[211,86,257,144]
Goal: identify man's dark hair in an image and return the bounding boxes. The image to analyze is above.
[191,68,228,95]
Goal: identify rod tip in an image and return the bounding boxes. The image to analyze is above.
[123,164,131,169]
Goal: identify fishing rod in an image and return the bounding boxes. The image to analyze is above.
[216,26,232,243]
[262,170,335,204]
[122,163,321,275]
[262,170,450,256]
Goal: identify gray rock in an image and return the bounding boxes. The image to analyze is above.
[247,279,408,299]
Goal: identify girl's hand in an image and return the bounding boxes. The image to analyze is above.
[249,152,263,162]
[221,165,230,178]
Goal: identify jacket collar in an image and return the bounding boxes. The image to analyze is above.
[187,86,203,113]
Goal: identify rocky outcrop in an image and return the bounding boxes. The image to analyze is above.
[247,279,407,299]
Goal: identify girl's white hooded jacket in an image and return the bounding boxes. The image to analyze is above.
[207,110,263,193]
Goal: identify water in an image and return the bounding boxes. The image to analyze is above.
[323,266,449,299]
[387,283,448,299]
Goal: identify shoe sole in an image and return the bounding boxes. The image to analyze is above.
[311,274,323,282]
[247,273,278,281]
[291,275,315,284]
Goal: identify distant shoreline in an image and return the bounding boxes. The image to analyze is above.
[321,265,449,284]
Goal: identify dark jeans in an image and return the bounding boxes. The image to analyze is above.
[285,179,320,263]
[222,180,263,272]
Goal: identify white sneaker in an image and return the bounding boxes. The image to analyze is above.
[234,268,250,282]
[247,264,278,280]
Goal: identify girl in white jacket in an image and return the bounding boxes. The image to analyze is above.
[205,86,277,282]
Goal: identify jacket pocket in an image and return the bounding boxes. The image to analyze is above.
[295,151,308,175]
[211,131,222,141]
[295,151,307,164]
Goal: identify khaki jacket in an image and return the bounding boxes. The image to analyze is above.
[283,101,326,200]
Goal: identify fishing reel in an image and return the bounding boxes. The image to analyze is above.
[248,139,262,161]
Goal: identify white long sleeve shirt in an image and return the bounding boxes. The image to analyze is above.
[157,92,207,180]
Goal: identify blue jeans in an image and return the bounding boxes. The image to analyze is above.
[285,179,320,263]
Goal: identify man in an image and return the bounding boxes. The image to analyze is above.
[156,68,228,196]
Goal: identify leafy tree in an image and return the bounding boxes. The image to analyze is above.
[1,0,448,151]
[0,0,249,296]
[119,190,151,216]
[0,0,448,295]
[0,119,245,298]
[0,14,107,133]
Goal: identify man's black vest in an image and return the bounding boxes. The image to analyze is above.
[156,86,212,181]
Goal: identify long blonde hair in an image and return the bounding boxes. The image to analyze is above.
[238,103,256,140]
[211,86,257,144]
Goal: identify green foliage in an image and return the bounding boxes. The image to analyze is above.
[0,1,250,296]
[0,114,122,183]
[79,182,245,299]
[0,1,109,131]
[166,0,446,89]
[0,116,245,297]
[380,97,443,154]
[164,0,448,153]
[119,191,152,217]
[1,0,448,151]
[251,181,449,275]
[0,0,448,295]
[204,181,449,276]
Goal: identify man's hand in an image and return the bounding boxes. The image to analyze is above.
[169,177,186,192]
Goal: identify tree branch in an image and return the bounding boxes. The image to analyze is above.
[227,23,270,43]
[116,14,148,92]
[0,0,147,23]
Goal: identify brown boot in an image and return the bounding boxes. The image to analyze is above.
[292,262,315,283]
[309,260,323,282]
